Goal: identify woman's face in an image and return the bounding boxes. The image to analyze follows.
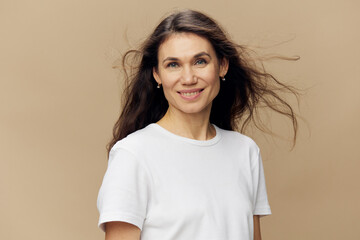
[153,33,228,116]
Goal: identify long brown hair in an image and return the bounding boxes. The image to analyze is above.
[108,9,299,154]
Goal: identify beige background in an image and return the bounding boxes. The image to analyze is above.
[1,0,359,239]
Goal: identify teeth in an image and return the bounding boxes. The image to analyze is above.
[181,91,200,96]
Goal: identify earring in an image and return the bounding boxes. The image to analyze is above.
[221,76,226,81]
[157,83,161,88]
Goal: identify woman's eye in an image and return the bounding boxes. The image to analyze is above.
[195,59,207,65]
[167,62,179,68]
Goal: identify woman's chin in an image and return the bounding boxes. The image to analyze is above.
[170,104,212,116]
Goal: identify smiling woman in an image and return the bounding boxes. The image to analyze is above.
[97,9,299,240]
[153,33,227,123]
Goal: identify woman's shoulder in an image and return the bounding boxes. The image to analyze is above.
[110,124,159,153]
[215,126,260,151]
[111,124,156,148]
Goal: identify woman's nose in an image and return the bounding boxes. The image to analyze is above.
[181,66,197,85]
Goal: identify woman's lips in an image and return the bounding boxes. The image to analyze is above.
[177,88,204,100]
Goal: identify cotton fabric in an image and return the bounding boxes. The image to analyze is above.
[97,123,271,239]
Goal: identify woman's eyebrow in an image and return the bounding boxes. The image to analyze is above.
[194,52,211,59]
[162,57,179,64]
[162,52,211,64]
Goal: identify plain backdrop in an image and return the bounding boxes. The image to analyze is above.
[1,0,359,239]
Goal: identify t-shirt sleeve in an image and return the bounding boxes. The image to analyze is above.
[252,149,272,217]
[97,147,150,232]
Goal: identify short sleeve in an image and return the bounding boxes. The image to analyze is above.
[97,147,150,232]
[252,150,272,217]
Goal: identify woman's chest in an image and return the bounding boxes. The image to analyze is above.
[144,154,254,230]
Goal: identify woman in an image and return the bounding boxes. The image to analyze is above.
[97,9,298,240]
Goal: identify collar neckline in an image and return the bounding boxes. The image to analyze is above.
[150,123,222,146]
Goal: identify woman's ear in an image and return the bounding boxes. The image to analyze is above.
[153,67,161,84]
[219,58,229,77]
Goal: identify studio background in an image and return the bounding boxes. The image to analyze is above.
[1,0,359,239]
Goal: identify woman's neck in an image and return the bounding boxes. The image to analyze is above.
[156,107,215,141]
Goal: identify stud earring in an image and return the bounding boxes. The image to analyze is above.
[157,83,161,88]
[221,76,226,81]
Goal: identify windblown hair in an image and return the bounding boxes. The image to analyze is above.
[108,9,299,154]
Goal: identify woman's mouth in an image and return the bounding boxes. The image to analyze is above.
[181,91,200,96]
[178,89,204,100]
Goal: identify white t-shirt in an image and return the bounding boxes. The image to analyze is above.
[97,123,271,240]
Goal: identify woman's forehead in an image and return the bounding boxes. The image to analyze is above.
[158,33,216,59]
